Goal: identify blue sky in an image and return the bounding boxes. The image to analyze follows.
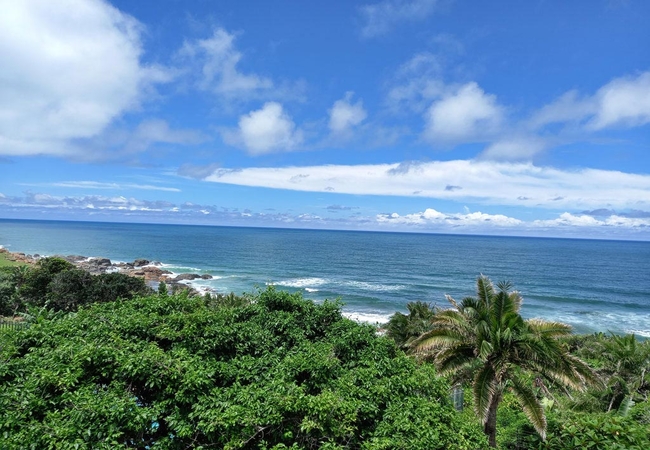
[1,0,649,239]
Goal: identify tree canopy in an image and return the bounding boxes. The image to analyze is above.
[0,287,487,449]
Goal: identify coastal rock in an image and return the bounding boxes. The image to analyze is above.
[133,259,150,267]
[174,273,201,281]
[130,266,172,282]
[74,257,113,274]
[173,273,214,282]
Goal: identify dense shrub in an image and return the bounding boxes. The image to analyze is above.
[0,288,487,449]
[0,257,153,314]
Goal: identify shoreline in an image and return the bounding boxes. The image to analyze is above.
[0,247,214,296]
[0,247,391,324]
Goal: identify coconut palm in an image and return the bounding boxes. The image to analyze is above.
[411,275,599,447]
[385,301,436,349]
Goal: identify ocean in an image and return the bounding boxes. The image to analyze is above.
[1,218,649,337]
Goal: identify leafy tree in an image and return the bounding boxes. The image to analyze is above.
[89,272,152,305]
[412,275,599,447]
[0,288,487,449]
[45,268,95,312]
[17,257,75,306]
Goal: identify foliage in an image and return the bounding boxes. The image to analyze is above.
[411,275,599,447]
[0,257,152,315]
[563,332,650,413]
[0,287,487,449]
[18,257,75,305]
[384,301,436,349]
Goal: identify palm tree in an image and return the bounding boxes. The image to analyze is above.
[411,275,599,447]
[385,301,436,349]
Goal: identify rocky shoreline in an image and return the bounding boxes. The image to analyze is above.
[0,247,214,294]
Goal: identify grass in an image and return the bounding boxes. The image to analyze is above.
[0,251,26,268]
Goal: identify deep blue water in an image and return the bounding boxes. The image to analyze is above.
[1,218,649,336]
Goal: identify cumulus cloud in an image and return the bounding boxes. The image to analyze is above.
[0,0,169,157]
[328,92,367,134]
[375,208,650,235]
[533,212,650,229]
[529,71,650,131]
[223,102,303,155]
[359,0,442,38]
[377,208,522,227]
[204,160,650,210]
[423,82,503,143]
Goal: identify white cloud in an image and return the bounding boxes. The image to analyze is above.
[328,92,367,134]
[480,136,548,161]
[533,212,650,229]
[423,82,503,143]
[178,28,273,99]
[0,0,167,157]
[590,72,650,129]
[386,52,445,113]
[204,160,650,210]
[377,208,523,227]
[42,181,181,192]
[359,0,442,38]
[224,102,303,155]
[529,71,650,131]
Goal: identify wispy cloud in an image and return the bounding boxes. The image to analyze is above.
[177,27,305,104]
[359,0,444,38]
[203,160,650,210]
[30,181,182,192]
[530,71,650,131]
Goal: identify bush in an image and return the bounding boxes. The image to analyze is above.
[0,288,487,449]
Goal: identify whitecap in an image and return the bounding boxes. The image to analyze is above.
[343,280,405,292]
[342,311,392,324]
[269,277,328,288]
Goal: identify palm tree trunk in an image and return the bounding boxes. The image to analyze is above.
[484,393,501,447]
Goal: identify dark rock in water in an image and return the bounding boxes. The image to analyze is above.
[94,258,112,266]
[64,255,87,262]
[200,274,213,279]
[133,259,150,267]
[174,273,202,281]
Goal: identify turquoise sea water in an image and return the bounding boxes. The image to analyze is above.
[1,218,649,336]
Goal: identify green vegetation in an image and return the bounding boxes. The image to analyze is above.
[387,276,650,449]
[410,276,599,446]
[0,250,25,268]
[0,257,152,316]
[0,287,487,449]
[1,264,648,449]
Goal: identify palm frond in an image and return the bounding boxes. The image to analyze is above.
[476,275,494,307]
[509,376,547,440]
[473,363,498,424]
[436,345,477,374]
[526,319,573,337]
